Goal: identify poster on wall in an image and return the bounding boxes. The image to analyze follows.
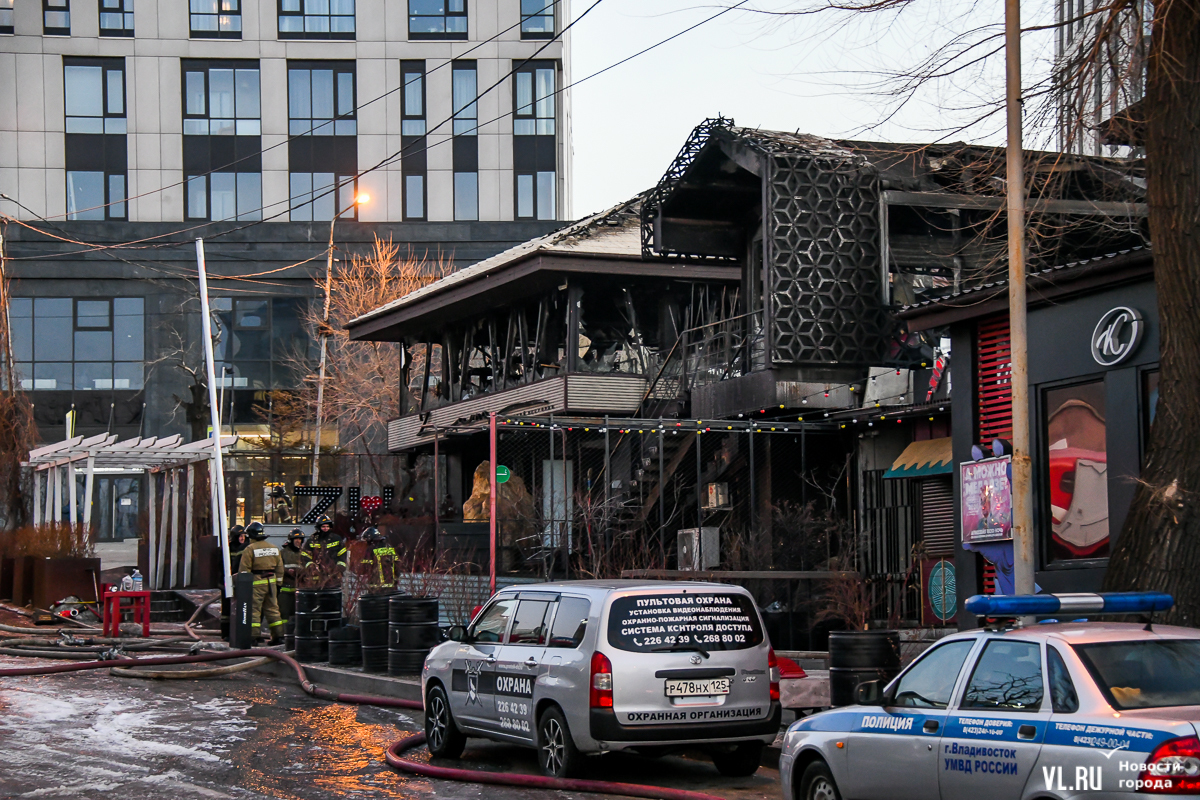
[961,455,1012,544]
[921,558,957,626]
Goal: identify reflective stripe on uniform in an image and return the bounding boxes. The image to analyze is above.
[253,579,269,585]
[268,619,284,627]
[279,586,296,593]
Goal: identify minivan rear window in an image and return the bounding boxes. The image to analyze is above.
[607,592,764,653]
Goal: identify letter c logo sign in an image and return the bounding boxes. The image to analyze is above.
[1091,307,1144,366]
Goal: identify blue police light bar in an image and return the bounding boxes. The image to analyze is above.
[965,592,1174,617]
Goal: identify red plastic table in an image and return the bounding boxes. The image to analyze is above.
[102,589,151,637]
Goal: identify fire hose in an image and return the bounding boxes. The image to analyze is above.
[0,648,729,800]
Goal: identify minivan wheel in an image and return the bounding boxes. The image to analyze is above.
[711,741,764,777]
[537,706,582,778]
[425,684,466,759]
[799,760,842,800]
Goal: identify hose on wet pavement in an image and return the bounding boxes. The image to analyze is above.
[0,648,729,800]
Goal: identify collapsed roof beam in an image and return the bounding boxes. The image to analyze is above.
[884,190,1147,217]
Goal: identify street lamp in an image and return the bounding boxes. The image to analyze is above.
[311,187,368,489]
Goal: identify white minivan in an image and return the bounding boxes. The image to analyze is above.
[421,580,782,777]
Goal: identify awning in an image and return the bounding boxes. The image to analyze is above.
[884,437,953,479]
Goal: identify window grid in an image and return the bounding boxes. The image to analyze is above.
[404,174,425,221]
[408,0,466,40]
[289,173,358,222]
[98,0,133,36]
[520,0,553,38]
[191,0,242,38]
[514,63,556,136]
[183,64,262,136]
[211,297,313,390]
[0,0,15,34]
[186,173,262,222]
[288,65,356,136]
[515,170,555,221]
[401,61,426,136]
[10,297,145,392]
[452,63,477,136]
[44,0,70,35]
[64,62,126,134]
[279,0,355,39]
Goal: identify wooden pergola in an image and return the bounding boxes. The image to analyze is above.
[25,433,236,589]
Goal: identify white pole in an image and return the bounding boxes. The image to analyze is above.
[197,238,233,599]
[33,470,42,527]
[310,214,337,489]
[68,462,77,526]
[148,470,157,586]
[53,466,61,523]
[83,454,95,532]
[184,464,195,587]
[156,474,170,589]
[169,469,180,588]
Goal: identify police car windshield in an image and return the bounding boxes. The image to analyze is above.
[1074,640,1200,710]
[607,592,763,653]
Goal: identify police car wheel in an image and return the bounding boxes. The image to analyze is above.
[799,760,841,800]
[711,741,764,777]
[537,706,581,778]
[425,685,466,759]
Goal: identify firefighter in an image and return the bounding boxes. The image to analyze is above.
[359,527,398,594]
[237,522,285,644]
[278,528,306,625]
[302,514,347,582]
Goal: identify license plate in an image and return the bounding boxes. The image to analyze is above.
[665,678,731,697]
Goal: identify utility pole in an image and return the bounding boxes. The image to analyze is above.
[1005,0,1035,598]
[0,229,14,395]
[310,189,368,491]
[196,238,233,599]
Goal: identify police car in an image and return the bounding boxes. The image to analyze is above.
[780,593,1200,799]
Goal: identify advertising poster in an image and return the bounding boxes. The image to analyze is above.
[961,455,1012,544]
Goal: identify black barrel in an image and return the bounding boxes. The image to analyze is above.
[359,592,407,622]
[360,618,389,647]
[293,610,342,637]
[828,630,901,707]
[329,625,362,666]
[285,633,295,651]
[361,644,389,673]
[296,588,342,614]
[389,596,439,624]
[295,636,329,663]
[388,597,440,676]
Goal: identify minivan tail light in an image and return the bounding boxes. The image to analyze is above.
[590,651,613,708]
[768,647,780,702]
[1143,736,1200,794]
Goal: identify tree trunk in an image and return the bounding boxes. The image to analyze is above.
[1103,0,1200,625]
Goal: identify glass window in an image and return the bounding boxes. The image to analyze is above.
[454,172,477,221]
[408,0,466,39]
[0,0,14,34]
[606,592,765,653]
[1044,380,1109,561]
[182,63,261,136]
[452,64,477,136]
[65,62,126,134]
[1141,368,1159,464]
[515,171,555,221]
[1048,646,1079,713]
[513,64,555,136]
[404,174,424,220]
[548,596,590,648]
[44,0,69,34]
[471,597,516,643]
[520,0,552,38]
[66,172,106,220]
[185,173,261,222]
[516,174,533,219]
[15,297,143,391]
[191,0,241,37]
[401,61,426,136]
[536,171,555,220]
[98,0,133,36]
[508,599,551,644]
[288,64,355,136]
[961,640,1044,712]
[1075,640,1200,710]
[279,0,354,39]
[891,639,975,708]
[290,173,356,222]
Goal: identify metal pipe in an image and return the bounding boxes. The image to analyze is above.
[195,238,232,598]
[1005,0,1035,600]
[489,412,497,595]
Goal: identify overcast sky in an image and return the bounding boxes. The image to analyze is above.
[567,0,1059,218]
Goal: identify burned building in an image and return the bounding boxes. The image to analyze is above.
[348,119,1146,628]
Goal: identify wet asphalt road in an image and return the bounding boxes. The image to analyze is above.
[0,657,780,800]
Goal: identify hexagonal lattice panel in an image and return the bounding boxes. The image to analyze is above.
[766,153,888,365]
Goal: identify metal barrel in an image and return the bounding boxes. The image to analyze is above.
[828,630,901,707]
[387,596,440,676]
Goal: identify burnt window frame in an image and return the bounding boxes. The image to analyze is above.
[190,0,242,39]
[278,0,356,40]
[98,0,134,36]
[44,0,70,35]
[408,0,467,40]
